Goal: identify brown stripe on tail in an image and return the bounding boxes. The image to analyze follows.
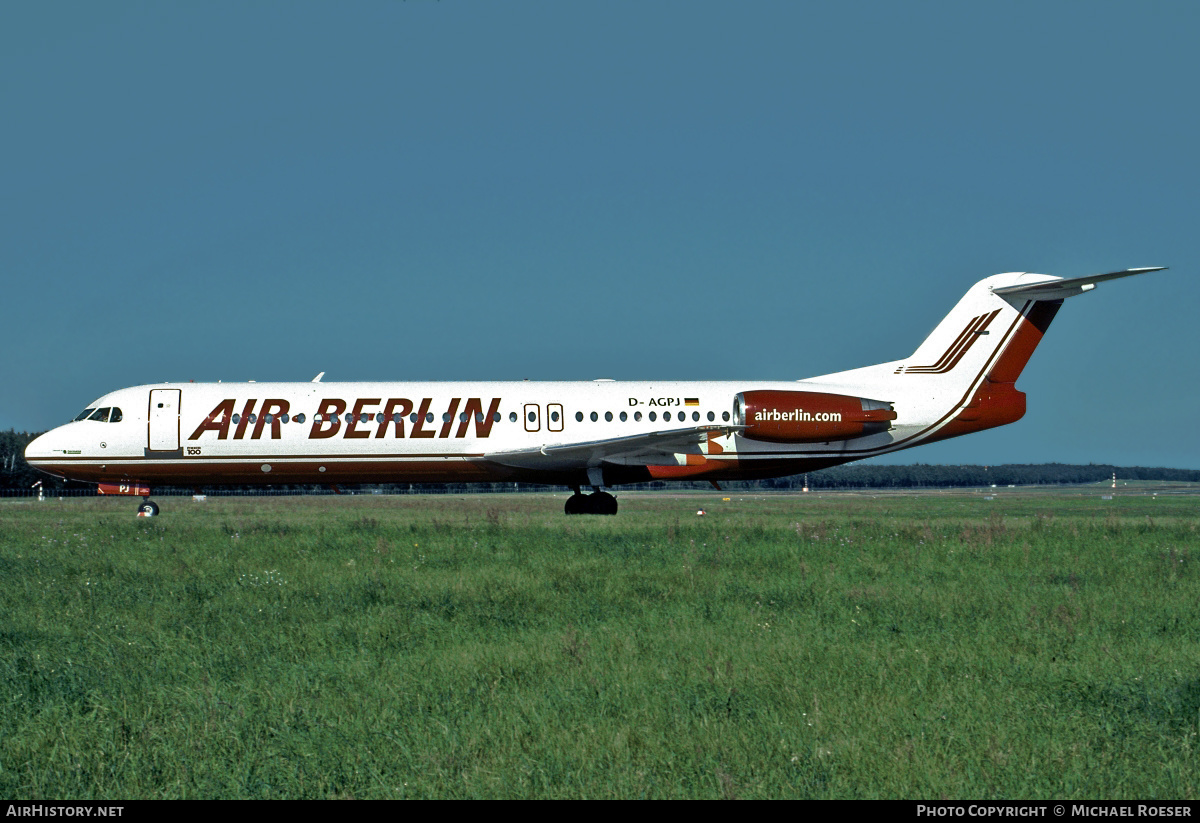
[895,310,1001,374]
[925,299,1064,443]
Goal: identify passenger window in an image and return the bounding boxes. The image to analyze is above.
[604,411,613,422]
[634,411,642,421]
[426,413,434,423]
[649,411,656,422]
[410,413,419,423]
[620,411,627,422]
[89,408,110,422]
[575,412,583,422]
[232,414,241,424]
[722,411,730,422]
[376,413,386,424]
[296,413,305,424]
[459,412,468,422]
[693,411,700,422]
[707,411,715,422]
[590,412,598,422]
[344,413,354,423]
[110,408,123,423]
[249,414,257,424]
[492,412,500,422]
[280,413,289,424]
[75,408,96,421]
[550,411,559,422]
[663,411,672,422]
[509,412,518,422]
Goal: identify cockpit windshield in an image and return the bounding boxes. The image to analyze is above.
[74,406,122,423]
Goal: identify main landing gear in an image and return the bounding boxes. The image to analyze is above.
[136,498,159,517]
[564,487,618,515]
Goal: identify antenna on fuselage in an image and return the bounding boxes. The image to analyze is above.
[312,372,325,383]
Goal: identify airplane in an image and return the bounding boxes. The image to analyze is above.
[25,267,1166,516]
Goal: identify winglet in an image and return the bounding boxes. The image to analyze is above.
[312,372,325,383]
[991,267,1167,301]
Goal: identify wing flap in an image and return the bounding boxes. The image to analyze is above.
[485,425,743,470]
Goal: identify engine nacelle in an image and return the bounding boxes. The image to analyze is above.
[733,390,897,444]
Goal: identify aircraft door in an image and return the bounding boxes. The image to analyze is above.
[524,403,540,433]
[548,403,563,432]
[148,389,181,451]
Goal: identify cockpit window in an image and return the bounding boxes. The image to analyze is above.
[110,408,123,423]
[74,408,96,421]
[89,407,111,423]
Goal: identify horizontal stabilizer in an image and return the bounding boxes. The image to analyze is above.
[991,267,1166,301]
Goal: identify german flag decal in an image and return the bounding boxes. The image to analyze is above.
[684,398,700,406]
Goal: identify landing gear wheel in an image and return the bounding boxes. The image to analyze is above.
[137,500,159,517]
[564,493,588,515]
[589,492,618,515]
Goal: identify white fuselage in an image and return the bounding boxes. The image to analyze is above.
[25,373,933,488]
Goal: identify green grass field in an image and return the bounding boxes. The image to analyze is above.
[2,490,1198,798]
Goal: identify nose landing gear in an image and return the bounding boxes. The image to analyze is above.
[97,483,157,516]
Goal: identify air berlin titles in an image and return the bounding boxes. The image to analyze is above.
[188,398,502,441]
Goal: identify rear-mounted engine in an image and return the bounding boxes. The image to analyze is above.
[733,390,897,443]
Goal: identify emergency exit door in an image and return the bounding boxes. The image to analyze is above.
[524,403,540,432]
[148,389,181,451]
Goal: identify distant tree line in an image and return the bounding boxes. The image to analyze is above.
[763,462,1200,489]
[3,428,1197,494]
[0,430,53,492]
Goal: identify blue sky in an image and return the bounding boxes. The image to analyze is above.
[2,1,1196,467]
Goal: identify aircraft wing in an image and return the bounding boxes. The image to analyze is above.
[485,424,744,470]
[991,267,1166,301]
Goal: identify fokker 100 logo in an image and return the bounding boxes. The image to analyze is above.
[189,398,502,441]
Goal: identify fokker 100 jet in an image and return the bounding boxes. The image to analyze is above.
[26,267,1165,516]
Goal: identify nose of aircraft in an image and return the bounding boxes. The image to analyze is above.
[24,428,59,466]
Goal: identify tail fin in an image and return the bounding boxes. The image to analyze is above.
[903,267,1166,443]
